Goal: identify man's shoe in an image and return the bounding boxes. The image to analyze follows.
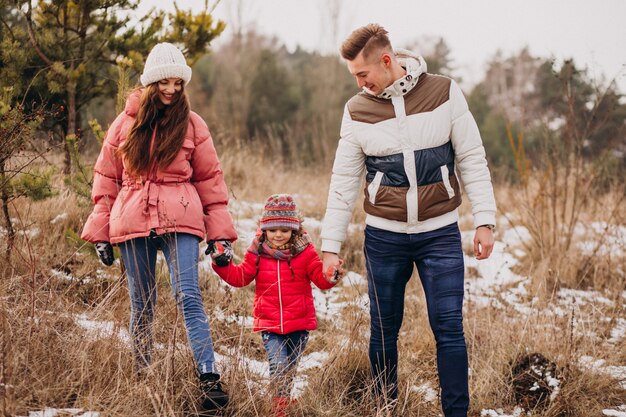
[199,372,229,410]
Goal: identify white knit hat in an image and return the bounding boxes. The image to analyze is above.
[140,43,192,87]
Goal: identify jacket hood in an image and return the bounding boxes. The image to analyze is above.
[365,48,428,99]
[394,48,427,74]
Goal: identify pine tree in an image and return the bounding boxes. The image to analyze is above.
[0,0,225,174]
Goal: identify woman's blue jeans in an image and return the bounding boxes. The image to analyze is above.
[261,330,309,397]
[119,232,217,375]
[364,223,468,417]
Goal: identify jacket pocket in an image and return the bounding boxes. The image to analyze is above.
[440,165,456,198]
[367,171,384,205]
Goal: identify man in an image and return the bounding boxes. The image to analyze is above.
[321,24,496,417]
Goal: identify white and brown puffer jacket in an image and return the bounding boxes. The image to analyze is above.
[321,50,496,254]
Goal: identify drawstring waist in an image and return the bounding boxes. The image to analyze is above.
[120,178,187,216]
[143,180,158,215]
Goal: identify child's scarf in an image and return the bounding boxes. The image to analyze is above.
[247,230,312,261]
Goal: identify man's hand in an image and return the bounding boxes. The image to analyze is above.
[323,252,343,282]
[206,240,234,266]
[95,242,114,266]
[474,226,494,260]
[324,259,344,283]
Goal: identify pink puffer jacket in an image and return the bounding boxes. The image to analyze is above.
[81,90,237,244]
[212,244,336,334]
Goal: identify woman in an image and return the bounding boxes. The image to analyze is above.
[81,42,237,411]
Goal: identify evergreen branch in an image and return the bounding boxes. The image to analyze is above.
[22,0,53,66]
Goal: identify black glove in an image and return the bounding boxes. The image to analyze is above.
[205,240,233,267]
[95,242,114,266]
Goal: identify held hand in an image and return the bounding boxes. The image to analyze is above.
[474,227,494,260]
[323,252,340,276]
[324,259,344,284]
[206,240,234,266]
[95,242,114,266]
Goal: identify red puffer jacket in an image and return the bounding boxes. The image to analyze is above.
[212,244,336,334]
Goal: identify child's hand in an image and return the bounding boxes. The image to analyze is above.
[324,259,344,284]
[206,240,234,266]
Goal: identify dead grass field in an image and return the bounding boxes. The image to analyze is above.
[1,146,624,417]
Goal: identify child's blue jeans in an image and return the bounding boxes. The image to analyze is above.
[261,330,309,397]
[119,232,217,375]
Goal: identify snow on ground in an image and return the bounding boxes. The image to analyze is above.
[341,271,367,287]
[410,381,437,403]
[212,306,254,328]
[38,204,622,415]
[480,408,528,417]
[50,213,69,224]
[214,346,325,397]
[576,222,626,257]
[603,405,626,416]
[300,351,330,371]
[579,356,626,389]
[16,409,99,417]
[75,314,131,345]
[609,318,626,344]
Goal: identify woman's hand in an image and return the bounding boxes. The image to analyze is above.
[95,242,114,266]
[206,240,234,266]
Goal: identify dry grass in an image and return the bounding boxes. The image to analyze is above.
[1,149,624,417]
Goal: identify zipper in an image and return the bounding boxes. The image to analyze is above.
[277,260,284,334]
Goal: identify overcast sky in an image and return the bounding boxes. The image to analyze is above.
[139,0,626,91]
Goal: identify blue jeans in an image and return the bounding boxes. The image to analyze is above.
[261,330,309,397]
[364,223,468,417]
[119,232,217,375]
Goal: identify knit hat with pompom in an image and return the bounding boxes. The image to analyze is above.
[259,194,302,231]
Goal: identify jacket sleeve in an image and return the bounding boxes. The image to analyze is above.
[449,80,497,228]
[320,104,366,253]
[81,113,125,243]
[189,113,238,242]
[305,245,336,290]
[212,251,258,287]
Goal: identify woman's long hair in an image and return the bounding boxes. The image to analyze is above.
[119,83,190,176]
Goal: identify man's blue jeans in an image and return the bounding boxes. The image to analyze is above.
[119,232,217,375]
[261,330,309,397]
[364,223,468,417]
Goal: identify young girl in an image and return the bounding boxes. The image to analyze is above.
[211,194,342,416]
[81,42,236,411]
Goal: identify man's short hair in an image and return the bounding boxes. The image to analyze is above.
[340,23,392,61]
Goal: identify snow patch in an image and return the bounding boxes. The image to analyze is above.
[608,318,626,344]
[410,381,437,402]
[603,405,626,416]
[341,271,366,287]
[213,306,254,328]
[579,356,626,389]
[75,314,131,346]
[16,409,99,417]
[50,213,69,224]
[480,407,527,417]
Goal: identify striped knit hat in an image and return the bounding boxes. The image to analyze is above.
[259,194,302,231]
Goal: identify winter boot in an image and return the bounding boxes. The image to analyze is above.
[199,372,229,411]
[272,396,291,417]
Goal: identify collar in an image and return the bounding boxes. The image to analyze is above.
[363,49,427,99]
